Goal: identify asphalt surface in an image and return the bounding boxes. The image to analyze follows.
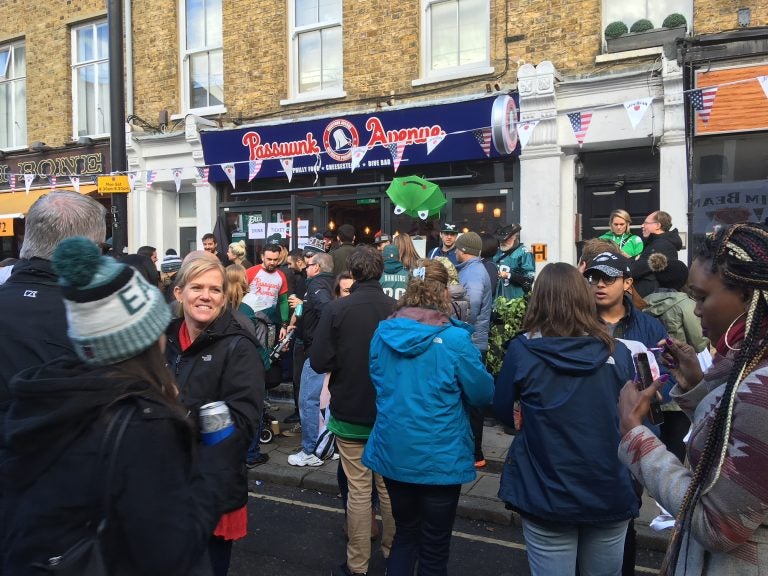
[230,481,665,576]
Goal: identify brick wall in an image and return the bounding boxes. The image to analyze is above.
[695,3,767,33]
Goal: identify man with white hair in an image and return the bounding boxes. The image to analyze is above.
[0,191,106,396]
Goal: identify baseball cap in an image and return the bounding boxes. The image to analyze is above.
[583,251,632,278]
[441,222,458,234]
[303,236,326,254]
[374,232,391,244]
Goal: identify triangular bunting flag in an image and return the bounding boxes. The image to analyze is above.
[248,160,262,182]
[426,133,445,155]
[516,120,539,151]
[128,173,137,193]
[688,87,718,124]
[280,158,294,183]
[221,162,236,188]
[24,174,35,195]
[8,173,15,193]
[173,168,183,192]
[418,210,429,220]
[567,111,592,147]
[312,154,322,185]
[350,146,367,173]
[146,170,157,187]
[69,176,80,193]
[386,142,406,173]
[472,129,492,157]
[393,205,406,215]
[623,97,653,129]
[196,166,209,183]
[49,176,57,191]
[758,76,768,100]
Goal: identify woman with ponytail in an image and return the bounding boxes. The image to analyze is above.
[619,222,768,575]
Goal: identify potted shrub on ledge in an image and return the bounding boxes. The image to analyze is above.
[605,13,688,53]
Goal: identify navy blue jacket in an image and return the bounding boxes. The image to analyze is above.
[494,334,638,525]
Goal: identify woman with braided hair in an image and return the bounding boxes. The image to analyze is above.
[618,222,768,575]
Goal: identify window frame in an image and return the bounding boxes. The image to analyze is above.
[179,0,226,116]
[0,40,27,150]
[282,0,346,105]
[71,20,110,139]
[414,0,493,87]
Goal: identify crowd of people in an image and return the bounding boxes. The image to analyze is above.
[0,190,766,576]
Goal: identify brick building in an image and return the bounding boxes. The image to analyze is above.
[2,1,767,262]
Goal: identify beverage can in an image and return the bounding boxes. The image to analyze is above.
[199,401,235,445]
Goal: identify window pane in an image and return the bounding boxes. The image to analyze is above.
[97,62,110,133]
[13,45,25,77]
[321,27,342,90]
[318,0,341,21]
[296,0,318,27]
[431,1,457,70]
[0,83,9,147]
[0,49,9,78]
[78,66,96,136]
[96,22,109,59]
[186,0,205,49]
[298,30,321,93]
[208,49,224,106]
[189,52,209,108]
[76,26,94,63]
[179,193,196,218]
[206,0,223,47]
[14,79,26,144]
[458,0,485,65]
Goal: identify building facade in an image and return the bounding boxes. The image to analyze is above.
[2,1,767,263]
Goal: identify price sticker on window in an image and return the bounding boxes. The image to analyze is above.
[0,218,13,237]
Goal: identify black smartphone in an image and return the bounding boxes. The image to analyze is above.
[633,352,664,425]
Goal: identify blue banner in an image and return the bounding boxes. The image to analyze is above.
[200,94,519,182]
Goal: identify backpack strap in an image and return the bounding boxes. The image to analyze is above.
[96,403,136,535]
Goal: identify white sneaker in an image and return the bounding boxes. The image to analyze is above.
[287,451,324,467]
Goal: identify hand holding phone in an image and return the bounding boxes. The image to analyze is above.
[633,352,664,425]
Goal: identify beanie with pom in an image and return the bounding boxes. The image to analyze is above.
[648,252,689,291]
[52,237,171,366]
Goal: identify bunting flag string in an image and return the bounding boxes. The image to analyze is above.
[69,175,80,193]
[1,74,768,191]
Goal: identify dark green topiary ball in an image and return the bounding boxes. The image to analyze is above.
[630,19,655,33]
[604,21,629,39]
[662,13,687,28]
[52,236,102,287]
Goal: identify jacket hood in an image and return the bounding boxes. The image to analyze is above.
[2,359,144,487]
[644,290,689,317]
[383,259,405,274]
[521,334,611,374]
[448,283,468,301]
[377,308,467,357]
[646,228,683,251]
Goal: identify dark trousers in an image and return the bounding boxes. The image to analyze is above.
[208,535,233,576]
[291,341,305,412]
[383,478,461,576]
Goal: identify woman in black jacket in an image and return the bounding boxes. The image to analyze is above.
[0,237,232,575]
[166,251,263,576]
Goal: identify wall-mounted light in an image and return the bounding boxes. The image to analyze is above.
[475,202,485,214]
[574,158,585,180]
[328,221,335,230]
[312,226,317,233]
[493,207,502,218]
[364,226,371,236]
[462,227,469,233]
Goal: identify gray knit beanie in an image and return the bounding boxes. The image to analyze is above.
[52,237,171,366]
[455,232,482,257]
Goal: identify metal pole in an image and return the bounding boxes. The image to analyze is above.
[108,0,128,254]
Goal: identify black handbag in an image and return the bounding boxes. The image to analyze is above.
[33,405,136,575]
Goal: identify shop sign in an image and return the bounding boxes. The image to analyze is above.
[98,175,131,194]
[200,95,519,182]
[530,243,547,262]
[0,218,12,237]
[0,147,108,192]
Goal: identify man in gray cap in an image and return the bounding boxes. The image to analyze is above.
[454,231,493,468]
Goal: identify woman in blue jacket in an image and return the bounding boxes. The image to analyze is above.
[363,259,494,576]
[494,262,637,576]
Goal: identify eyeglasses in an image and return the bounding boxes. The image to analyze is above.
[642,220,659,226]
[586,273,620,286]
[306,262,319,269]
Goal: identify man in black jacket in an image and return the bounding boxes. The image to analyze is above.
[0,191,106,400]
[310,246,395,576]
[631,210,683,297]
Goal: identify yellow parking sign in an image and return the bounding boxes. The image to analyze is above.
[98,175,131,194]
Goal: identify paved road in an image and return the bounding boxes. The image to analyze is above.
[229,481,664,576]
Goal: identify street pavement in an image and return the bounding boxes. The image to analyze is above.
[249,396,672,554]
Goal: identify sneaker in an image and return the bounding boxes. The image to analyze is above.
[331,452,340,460]
[287,451,323,467]
[282,423,302,437]
[246,453,270,468]
[331,562,366,576]
[283,410,301,424]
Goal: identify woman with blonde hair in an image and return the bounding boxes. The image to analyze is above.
[392,233,420,271]
[494,262,637,576]
[363,259,494,575]
[166,253,263,576]
[599,209,643,258]
[227,240,252,269]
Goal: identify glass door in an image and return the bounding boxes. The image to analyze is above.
[291,194,328,249]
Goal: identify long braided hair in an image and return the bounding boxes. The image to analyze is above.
[661,222,768,575]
